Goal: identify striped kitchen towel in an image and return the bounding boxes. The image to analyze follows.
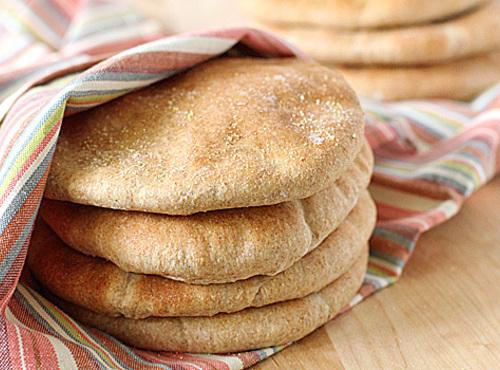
[1,0,499,369]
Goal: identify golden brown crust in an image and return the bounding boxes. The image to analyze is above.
[262,2,500,66]
[54,247,368,353]
[40,141,372,284]
[45,57,364,215]
[29,191,375,318]
[241,0,484,29]
[338,52,500,101]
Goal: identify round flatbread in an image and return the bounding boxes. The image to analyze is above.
[338,52,500,101]
[241,0,484,29]
[41,141,373,284]
[45,57,364,215]
[263,2,500,66]
[54,246,368,353]
[29,191,375,318]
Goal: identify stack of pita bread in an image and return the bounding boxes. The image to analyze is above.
[28,57,376,353]
[242,0,500,100]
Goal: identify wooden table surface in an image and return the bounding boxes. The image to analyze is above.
[137,2,500,368]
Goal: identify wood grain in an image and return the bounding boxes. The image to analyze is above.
[135,2,500,367]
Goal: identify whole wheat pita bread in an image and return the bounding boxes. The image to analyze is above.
[241,0,484,29]
[45,57,364,215]
[29,191,375,318]
[54,246,367,353]
[40,142,372,284]
[337,52,500,101]
[263,2,500,66]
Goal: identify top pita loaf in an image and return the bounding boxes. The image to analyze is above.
[45,57,364,215]
[240,0,484,29]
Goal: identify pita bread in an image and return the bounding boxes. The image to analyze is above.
[241,0,484,29]
[263,2,500,66]
[54,246,368,353]
[40,142,372,284]
[45,57,364,215]
[338,52,500,101]
[29,191,375,318]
